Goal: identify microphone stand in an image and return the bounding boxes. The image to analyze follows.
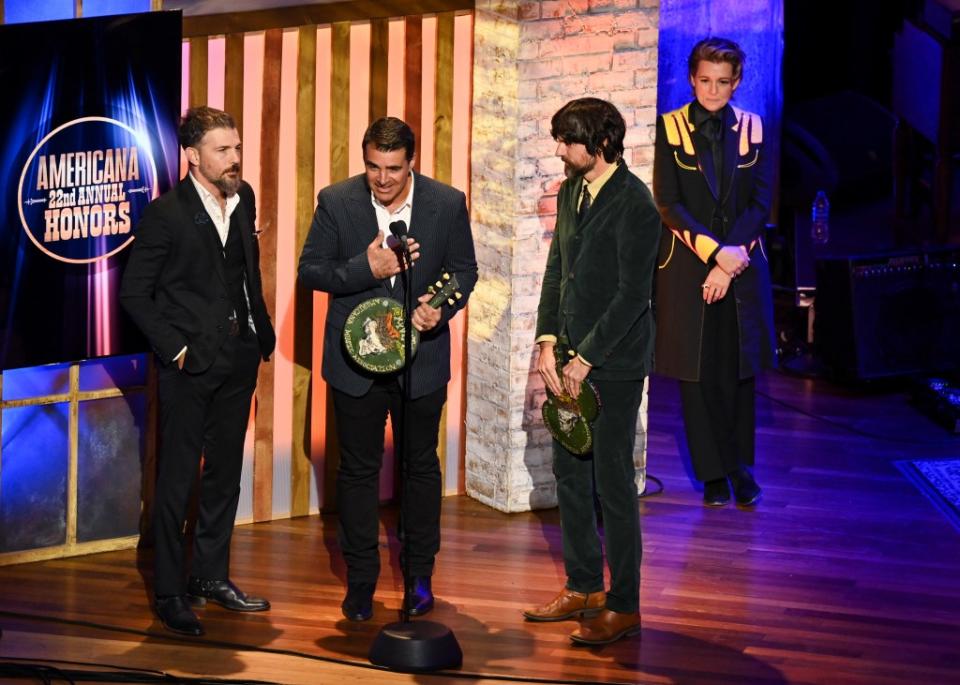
[369,235,462,673]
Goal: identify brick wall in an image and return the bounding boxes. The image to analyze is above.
[467,0,659,512]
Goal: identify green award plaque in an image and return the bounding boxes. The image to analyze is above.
[541,358,601,455]
[343,272,461,374]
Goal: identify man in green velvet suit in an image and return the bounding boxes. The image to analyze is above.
[524,98,661,645]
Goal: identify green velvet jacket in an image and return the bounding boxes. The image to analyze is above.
[536,161,661,381]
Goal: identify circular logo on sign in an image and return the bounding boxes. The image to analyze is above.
[17,116,159,264]
[343,297,419,374]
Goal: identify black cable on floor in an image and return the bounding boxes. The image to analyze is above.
[0,661,272,684]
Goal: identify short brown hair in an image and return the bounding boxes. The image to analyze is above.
[178,106,236,149]
[688,37,745,83]
[362,116,416,161]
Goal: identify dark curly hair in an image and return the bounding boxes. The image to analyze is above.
[178,106,236,149]
[550,98,625,164]
[687,37,746,83]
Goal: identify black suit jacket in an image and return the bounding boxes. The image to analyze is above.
[298,172,477,399]
[120,177,276,372]
[536,162,661,381]
[652,102,775,381]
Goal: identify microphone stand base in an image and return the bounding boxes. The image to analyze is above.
[369,619,462,672]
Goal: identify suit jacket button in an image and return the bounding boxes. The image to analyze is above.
[217,324,223,331]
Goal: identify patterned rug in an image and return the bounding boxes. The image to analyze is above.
[896,459,960,532]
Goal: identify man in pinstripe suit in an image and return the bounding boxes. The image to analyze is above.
[298,117,477,622]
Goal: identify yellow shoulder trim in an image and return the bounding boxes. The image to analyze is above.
[674,150,698,171]
[730,106,763,157]
[662,104,695,156]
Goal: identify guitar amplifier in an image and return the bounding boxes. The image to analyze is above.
[814,248,960,379]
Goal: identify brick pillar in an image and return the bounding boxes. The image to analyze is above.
[466,0,659,512]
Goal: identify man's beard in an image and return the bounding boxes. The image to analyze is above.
[563,156,595,178]
[211,165,241,196]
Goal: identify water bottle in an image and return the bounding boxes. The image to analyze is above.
[811,190,830,245]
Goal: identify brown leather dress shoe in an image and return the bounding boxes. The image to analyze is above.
[522,587,605,622]
[570,608,641,645]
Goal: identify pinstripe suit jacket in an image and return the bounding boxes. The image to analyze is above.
[298,172,477,399]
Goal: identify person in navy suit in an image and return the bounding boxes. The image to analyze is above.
[653,38,775,507]
[298,117,477,622]
[121,106,276,636]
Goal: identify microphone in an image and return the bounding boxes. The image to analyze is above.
[389,220,411,262]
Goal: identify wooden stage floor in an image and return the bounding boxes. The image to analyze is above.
[1,371,959,684]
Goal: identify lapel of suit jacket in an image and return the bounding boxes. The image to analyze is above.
[568,165,623,274]
[399,172,437,296]
[719,105,741,207]
[180,178,227,287]
[347,175,395,296]
[232,191,256,290]
[409,172,438,256]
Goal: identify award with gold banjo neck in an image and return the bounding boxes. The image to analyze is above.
[343,272,461,374]
[541,348,601,455]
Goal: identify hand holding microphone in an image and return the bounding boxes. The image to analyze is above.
[367,220,420,279]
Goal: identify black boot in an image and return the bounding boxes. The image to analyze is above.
[403,576,434,616]
[729,468,762,506]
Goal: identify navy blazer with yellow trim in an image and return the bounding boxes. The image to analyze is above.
[652,101,774,381]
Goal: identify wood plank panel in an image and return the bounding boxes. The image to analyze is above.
[322,22,351,513]
[188,36,208,108]
[224,33,245,135]
[253,28,283,522]
[290,26,317,518]
[181,0,475,38]
[432,12,456,485]
[433,11,455,185]
[404,16,423,171]
[452,12,474,495]
[368,18,388,123]
[330,23,351,184]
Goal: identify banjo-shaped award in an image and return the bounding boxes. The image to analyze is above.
[541,354,601,455]
[344,272,461,374]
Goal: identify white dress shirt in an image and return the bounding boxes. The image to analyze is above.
[174,173,255,362]
[371,173,414,287]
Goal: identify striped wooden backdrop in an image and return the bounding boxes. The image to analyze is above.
[181,5,476,524]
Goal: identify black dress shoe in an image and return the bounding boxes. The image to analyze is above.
[186,577,270,612]
[342,582,375,621]
[155,595,204,636]
[703,478,731,506]
[403,576,434,617]
[729,468,762,506]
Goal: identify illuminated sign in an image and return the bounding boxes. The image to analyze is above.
[18,116,159,264]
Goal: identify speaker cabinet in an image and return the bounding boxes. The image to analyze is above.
[814,248,960,379]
